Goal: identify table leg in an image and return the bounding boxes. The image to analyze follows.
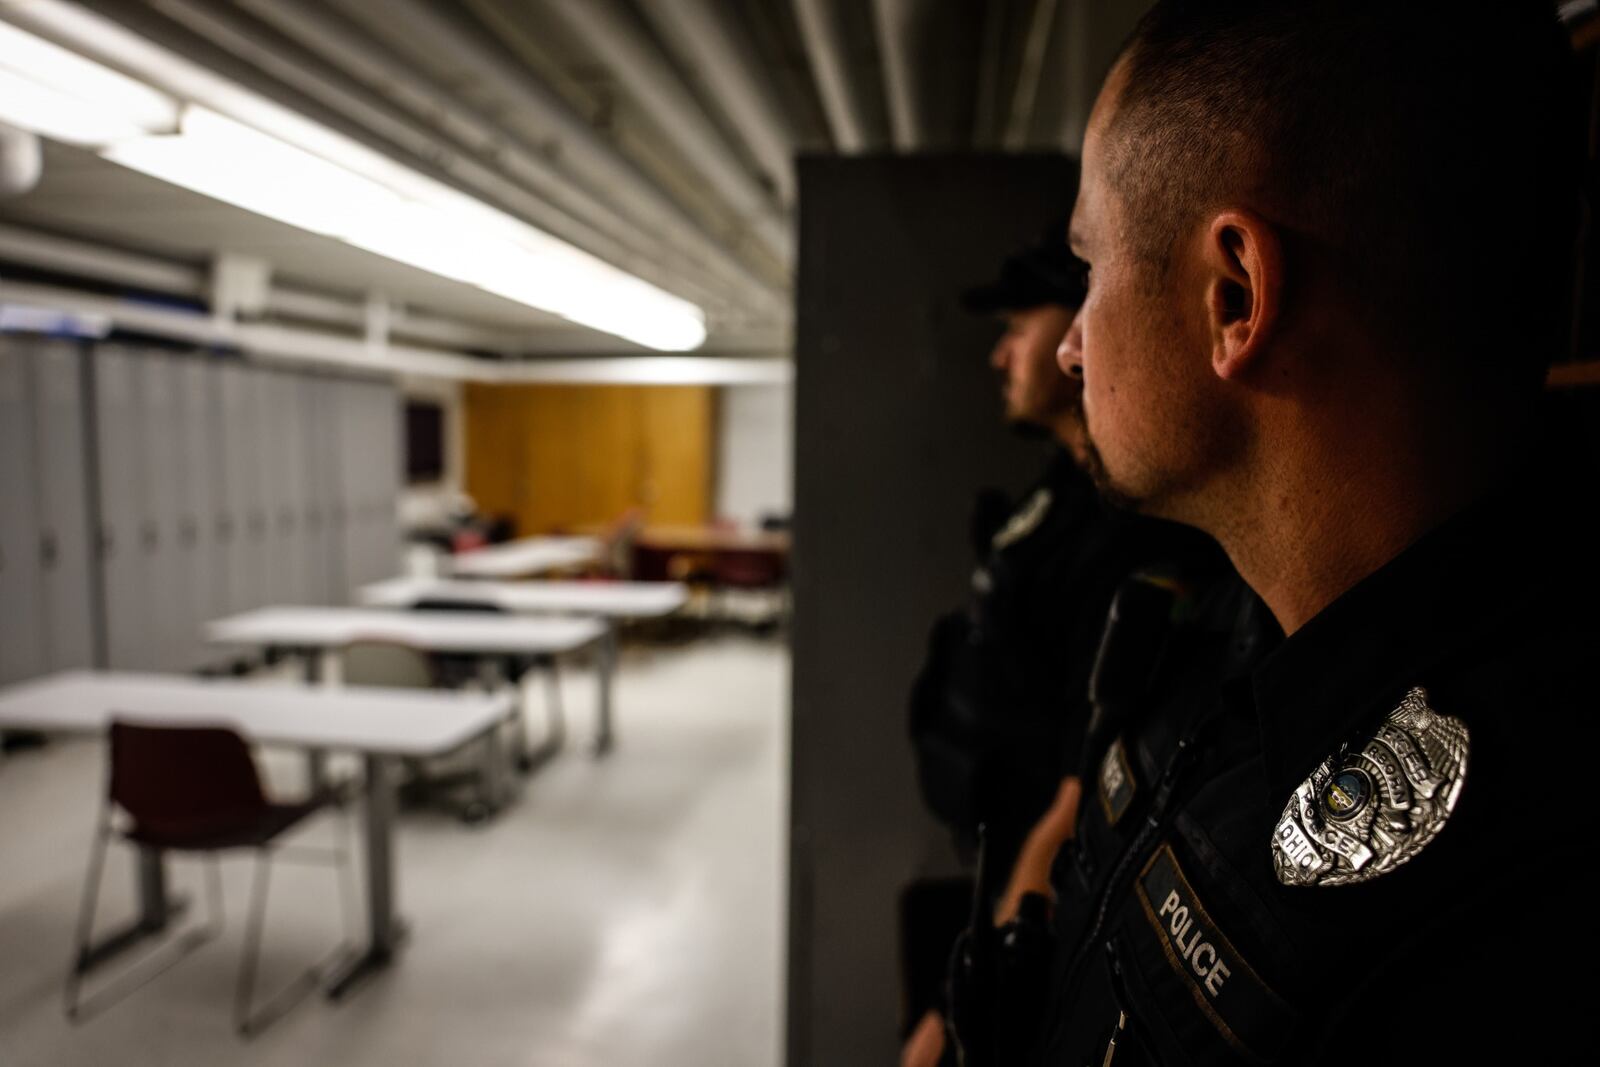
[325,753,408,1000]
[594,624,618,757]
[302,651,329,793]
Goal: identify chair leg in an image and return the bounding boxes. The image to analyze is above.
[542,658,566,750]
[65,842,225,1024]
[236,818,364,1038]
[234,851,273,1035]
[63,816,112,1019]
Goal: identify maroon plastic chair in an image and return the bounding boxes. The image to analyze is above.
[66,722,355,1036]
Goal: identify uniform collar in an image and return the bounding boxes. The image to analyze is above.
[1247,475,1549,804]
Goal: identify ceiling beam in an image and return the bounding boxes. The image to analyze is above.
[1002,0,1060,151]
[791,0,872,152]
[362,0,787,309]
[871,0,926,151]
[540,0,793,265]
[209,0,742,315]
[636,0,799,206]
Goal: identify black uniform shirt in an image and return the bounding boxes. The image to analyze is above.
[1038,468,1600,1065]
[911,448,1221,872]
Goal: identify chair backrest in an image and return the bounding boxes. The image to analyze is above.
[108,722,267,831]
[413,598,506,614]
[343,640,436,688]
[712,547,789,588]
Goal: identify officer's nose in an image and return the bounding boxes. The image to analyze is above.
[1057,311,1085,378]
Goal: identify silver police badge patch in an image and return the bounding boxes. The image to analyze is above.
[1271,687,1468,888]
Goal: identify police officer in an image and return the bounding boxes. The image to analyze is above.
[1012,1,1595,1062]
[903,227,1221,1066]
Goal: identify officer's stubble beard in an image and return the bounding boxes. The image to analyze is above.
[1055,388,1141,508]
[1076,430,1141,512]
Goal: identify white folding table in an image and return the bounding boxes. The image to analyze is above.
[447,536,602,579]
[0,670,512,998]
[358,576,688,618]
[206,607,607,768]
[356,578,688,753]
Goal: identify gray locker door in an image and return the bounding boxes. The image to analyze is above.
[254,369,285,605]
[245,367,276,606]
[275,371,312,604]
[299,375,325,603]
[356,380,398,587]
[31,340,95,673]
[0,342,43,685]
[267,370,311,605]
[373,381,402,582]
[219,363,262,613]
[308,376,343,604]
[138,353,186,671]
[180,357,227,667]
[94,347,148,670]
[338,377,369,600]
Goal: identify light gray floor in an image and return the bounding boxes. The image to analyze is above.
[0,636,788,1067]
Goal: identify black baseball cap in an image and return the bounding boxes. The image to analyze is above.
[962,219,1087,314]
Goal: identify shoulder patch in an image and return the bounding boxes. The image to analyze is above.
[1271,687,1469,887]
[1098,736,1137,826]
[990,487,1052,550]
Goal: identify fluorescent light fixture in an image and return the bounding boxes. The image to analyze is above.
[0,19,177,144]
[104,107,403,238]
[501,356,793,386]
[0,16,708,351]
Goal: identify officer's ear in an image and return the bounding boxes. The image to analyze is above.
[1202,210,1282,382]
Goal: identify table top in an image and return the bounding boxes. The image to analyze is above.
[206,607,606,654]
[358,577,688,618]
[633,526,790,554]
[0,671,513,756]
[448,536,602,578]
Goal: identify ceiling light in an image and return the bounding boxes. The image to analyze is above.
[0,13,707,351]
[0,19,177,144]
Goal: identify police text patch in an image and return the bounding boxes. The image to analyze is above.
[1134,844,1296,1061]
[1098,737,1137,826]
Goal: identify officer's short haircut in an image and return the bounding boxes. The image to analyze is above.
[1106,0,1583,389]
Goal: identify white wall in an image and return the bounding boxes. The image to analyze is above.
[715,383,793,525]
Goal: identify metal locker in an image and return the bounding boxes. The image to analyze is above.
[252,368,284,606]
[137,352,186,671]
[245,366,275,610]
[31,340,96,674]
[338,377,369,600]
[179,357,228,668]
[301,374,334,604]
[275,371,312,605]
[259,371,301,606]
[343,378,369,593]
[358,381,394,587]
[218,362,262,613]
[318,377,348,603]
[374,381,402,582]
[0,342,43,685]
[94,346,148,670]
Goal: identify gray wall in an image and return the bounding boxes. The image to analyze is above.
[788,154,1079,1066]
